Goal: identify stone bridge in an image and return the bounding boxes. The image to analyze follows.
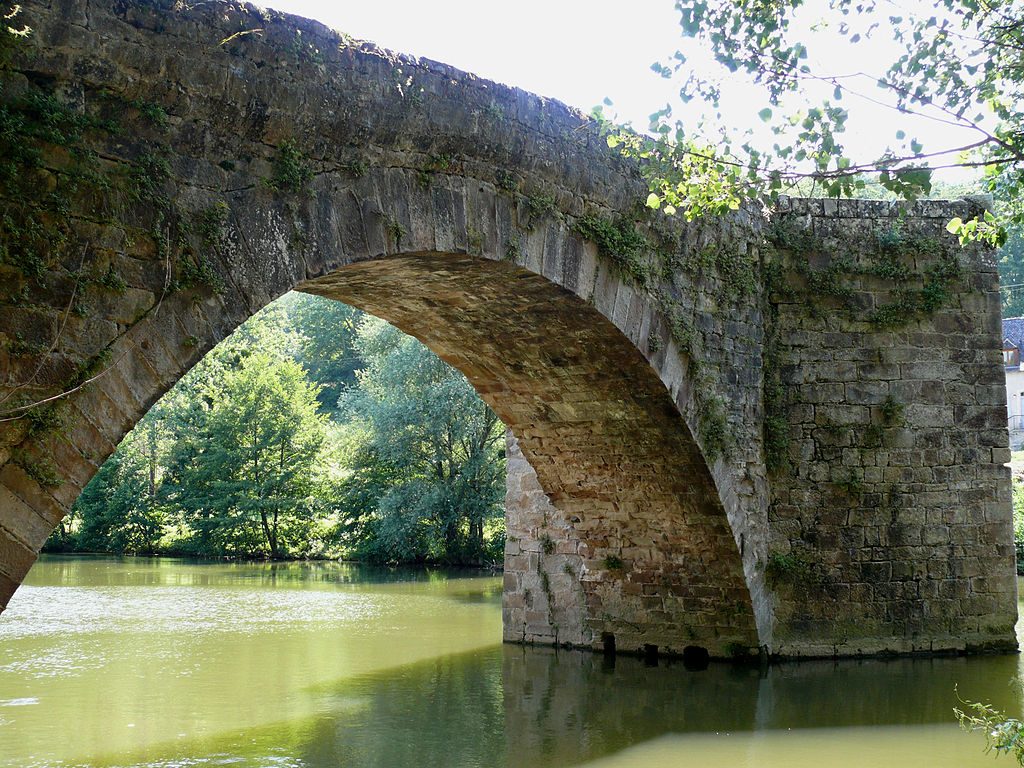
[0,0,1016,659]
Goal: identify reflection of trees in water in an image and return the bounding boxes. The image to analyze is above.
[292,644,1023,768]
[29,556,499,590]
[298,646,506,768]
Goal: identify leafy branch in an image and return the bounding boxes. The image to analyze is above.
[956,694,1024,764]
[610,0,1023,244]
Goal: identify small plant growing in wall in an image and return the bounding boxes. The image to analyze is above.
[495,169,517,192]
[289,29,324,65]
[381,214,406,250]
[95,263,127,294]
[504,237,521,262]
[864,422,884,448]
[604,554,624,571]
[764,550,816,586]
[177,254,225,295]
[540,533,555,555]
[263,140,314,194]
[130,151,172,205]
[574,213,650,288]
[483,102,505,123]
[539,569,552,598]
[194,201,229,247]
[340,157,368,178]
[697,392,731,463]
[413,154,454,188]
[880,395,904,425]
[12,449,61,488]
[522,191,559,230]
[836,470,864,498]
[23,401,64,437]
[127,98,169,130]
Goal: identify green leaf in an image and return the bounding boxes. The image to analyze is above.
[646,192,662,209]
[758,107,773,122]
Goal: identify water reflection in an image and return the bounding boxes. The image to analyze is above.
[0,557,1021,768]
[26,555,496,590]
[144,644,1021,768]
[263,644,1020,768]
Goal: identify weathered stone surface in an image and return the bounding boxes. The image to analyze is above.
[303,256,759,655]
[765,199,1018,656]
[0,0,1015,659]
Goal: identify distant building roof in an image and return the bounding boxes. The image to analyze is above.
[1004,317,1024,350]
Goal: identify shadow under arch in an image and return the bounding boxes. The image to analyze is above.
[298,251,759,655]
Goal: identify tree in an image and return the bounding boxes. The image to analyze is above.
[69,415,166,554]
[336,317,506,565]
[45,292,506,563]
[999,225,1024,316]
[597,0,1022,243]
[162,348,328,559]
[277,292,365,415]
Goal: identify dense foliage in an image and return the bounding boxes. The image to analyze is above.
[1000,226,1024,317]
[47,293,507,564]
[336,318,506,564]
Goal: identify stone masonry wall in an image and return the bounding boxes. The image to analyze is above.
[503,432,587,647]
[766,197,1017,656]
[303,256,761,657]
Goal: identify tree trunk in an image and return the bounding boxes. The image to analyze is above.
[469,517,484,560]
[147,419,158,499]
[260,510,278,559]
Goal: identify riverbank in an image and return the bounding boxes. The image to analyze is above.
[39,546,504,570]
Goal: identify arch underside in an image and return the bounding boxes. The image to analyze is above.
[300,253,759,654]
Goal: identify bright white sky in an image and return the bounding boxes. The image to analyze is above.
[264,0,980,184]
[265,0,683,128]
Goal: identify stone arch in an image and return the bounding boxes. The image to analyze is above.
[300,250,759,654]
[0,0,774,655]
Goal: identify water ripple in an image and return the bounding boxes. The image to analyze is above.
[0,586,381,641]
[0,697,38,706]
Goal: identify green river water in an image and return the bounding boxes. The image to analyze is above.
[0,556,1021,767]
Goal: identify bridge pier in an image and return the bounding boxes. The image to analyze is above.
[503,432,588,649]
